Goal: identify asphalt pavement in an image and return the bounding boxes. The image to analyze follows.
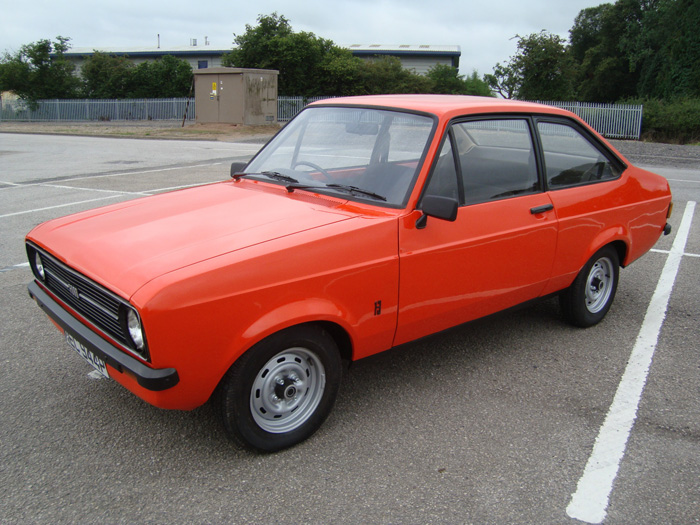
[0,133,698,524]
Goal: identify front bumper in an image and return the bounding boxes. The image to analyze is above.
[28,281,179,392]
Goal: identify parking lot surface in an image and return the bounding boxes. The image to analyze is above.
[1,132,698,523]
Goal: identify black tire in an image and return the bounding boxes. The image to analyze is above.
[216,325,341,452]
[560,245,620,328]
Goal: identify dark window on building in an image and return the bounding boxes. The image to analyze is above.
[198,60,208,69]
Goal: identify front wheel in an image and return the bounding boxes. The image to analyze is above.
[216,325,341,452]
[560,245,620,328]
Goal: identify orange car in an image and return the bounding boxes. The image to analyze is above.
[26,95,672,451]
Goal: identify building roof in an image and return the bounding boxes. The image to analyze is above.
[66,46,229,58]
[64,44,461,58]
[345,44,461,57]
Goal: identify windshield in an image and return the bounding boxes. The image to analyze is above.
[245,106,436,207]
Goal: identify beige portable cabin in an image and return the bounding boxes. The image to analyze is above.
[194,68,278,125]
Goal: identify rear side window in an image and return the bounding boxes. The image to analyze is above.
[537,121,622,189]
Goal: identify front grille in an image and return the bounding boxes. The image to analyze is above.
[29,245,129,349]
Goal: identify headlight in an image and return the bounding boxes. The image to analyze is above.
[127,309,145,352]
[34,251,46,280]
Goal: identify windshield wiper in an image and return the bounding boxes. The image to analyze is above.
[285,182,387,202]
[233,171,299,184]
[325,184,387,201]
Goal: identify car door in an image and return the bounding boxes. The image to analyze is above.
[534,118,630,294]
[395,117,558,346]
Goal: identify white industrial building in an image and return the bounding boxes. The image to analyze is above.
[62,43,461,75]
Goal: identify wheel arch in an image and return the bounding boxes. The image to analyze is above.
[235,298,356,363]
[587,227,629,268]
[315,320,353,363]
[213,307,356,399]
[237,319,353,366]
[609,239,628,268]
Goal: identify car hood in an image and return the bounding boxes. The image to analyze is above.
[28,181,356,298]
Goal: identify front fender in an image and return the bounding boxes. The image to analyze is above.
[233,298,356,364]
[130,217,400,409]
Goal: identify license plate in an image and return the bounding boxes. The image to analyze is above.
[65,333,109,378]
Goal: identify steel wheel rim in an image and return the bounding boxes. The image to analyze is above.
[585,256,614,314]
[250,347,326,434]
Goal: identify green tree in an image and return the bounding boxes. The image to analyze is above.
[224,12,476,97]
[513,31,575,100]
[486,32,574,100]
[569,2,640,101]
[0,36,81,102]
[623,0,700,98]
[81,51,134,98]
[484,62,519,99]
[426,65,493,96]
[426,64,467,94]
[223,12,346,96]
[223,12,293,71]
[317,47,364,96]
[354,56,433,95]
[128,55,193,98]
[568,0,700,101]
[462,71,494,97]
[147,55,193,97]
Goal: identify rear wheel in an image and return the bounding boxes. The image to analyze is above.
[560,245,620,327]
[216,325,341,452]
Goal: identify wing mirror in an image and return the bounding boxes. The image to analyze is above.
[230,161,248,179]
[416,195,458,229]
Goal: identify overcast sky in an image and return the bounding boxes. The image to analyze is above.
[1,0,605,75]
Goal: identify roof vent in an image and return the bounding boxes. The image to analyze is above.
[190,38,198,47]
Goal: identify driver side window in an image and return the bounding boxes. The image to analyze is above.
[538,121,621,189]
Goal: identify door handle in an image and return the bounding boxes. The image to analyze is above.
[530,204,554,215]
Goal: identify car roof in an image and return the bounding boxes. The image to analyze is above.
[310,94,571,120]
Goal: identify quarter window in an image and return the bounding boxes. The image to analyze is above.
[424,135,459,200]
[538,121,621,189]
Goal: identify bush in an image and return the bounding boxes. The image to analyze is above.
[633,98,700,144]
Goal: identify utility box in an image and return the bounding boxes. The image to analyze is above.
[194,68,278,125]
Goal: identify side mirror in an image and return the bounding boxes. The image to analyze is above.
[416,195,458,229]
[230,161,248,179]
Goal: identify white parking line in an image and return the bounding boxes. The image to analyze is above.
[0,195,122,219]
[0,162,227,219]
[566,200,696,524]
[0,262,30,273]
[43,183,151,196]
[58,162,223,183]
[667,178,700,184]
[0,162,224,192]
[652,248,700,258]
[142,181,221,193]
